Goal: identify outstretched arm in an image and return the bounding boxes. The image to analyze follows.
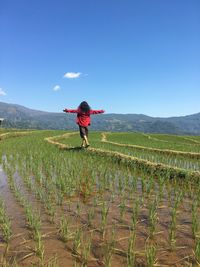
[90,109,105,115]
[63,109,79,113]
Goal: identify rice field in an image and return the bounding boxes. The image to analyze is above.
[0,130,200,266]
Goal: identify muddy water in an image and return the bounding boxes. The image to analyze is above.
[0,167,33,265]
[0,163,199,266]
[0,167,76,266]
[0,165,7,189]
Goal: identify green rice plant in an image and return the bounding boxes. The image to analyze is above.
[192,200,200,239]
[171,207,177,227]
[59,216,72,243]
[92,197,98,207]
[158,181,165,202]
[103,229,116,267]
[2,217,12,243]
[141,175,146,193]
[72,228,82,255]
[126,231,136,267]
[168,190,179,242]
[148,198,158,239]
[0,198,5,223]
[194,238,200,265]
[35,229,45,263]
[145,242,157,267]
[87,207,95,227]
[23,174,33,191]
[118,197,126,222]
[118,175,123,193]
[169,222,176,251]
[197,187,200,205]
[13,186,26,206]
[81,235,92,267]
[0,198,12,243]
[100,201,109,239]
[45,200,56,224]
[145,178,154,197]
[24,204,41,235]
[131,199,139,231]
[56,190,64,206]
[169,194,178,237]
[174,190,183,210]
[129,175,137,193]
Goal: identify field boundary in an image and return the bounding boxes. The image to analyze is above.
[45,133,200,181]
[142,133,200,145]
[0,131,34,141]
[44,132,77,148]
[101,133,200,159]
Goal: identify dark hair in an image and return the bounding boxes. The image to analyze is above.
[78,101,91,113]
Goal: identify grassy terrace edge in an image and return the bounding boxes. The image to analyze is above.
[45,133,200,181]
[0,131,35,140]
[102,133,200,159]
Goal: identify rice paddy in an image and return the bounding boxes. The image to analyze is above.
[0,129,200,266]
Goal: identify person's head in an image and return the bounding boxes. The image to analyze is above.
[78,101,91,113]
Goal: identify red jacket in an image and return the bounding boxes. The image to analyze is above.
[64,108,104,127]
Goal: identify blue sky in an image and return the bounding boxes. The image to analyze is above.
[0,0,199,117]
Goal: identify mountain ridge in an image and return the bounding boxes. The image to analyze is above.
[0,102,200,135]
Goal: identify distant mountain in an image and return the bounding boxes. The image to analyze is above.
[0,102,200,135]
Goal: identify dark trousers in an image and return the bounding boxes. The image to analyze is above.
[79,126,88,138]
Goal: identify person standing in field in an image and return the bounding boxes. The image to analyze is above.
[63,101,105,148]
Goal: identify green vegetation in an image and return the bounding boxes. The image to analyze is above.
[106,132,200,153]
[0,130,200,266]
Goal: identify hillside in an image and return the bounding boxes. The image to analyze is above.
[0,102,200,135]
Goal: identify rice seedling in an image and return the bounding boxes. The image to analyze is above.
[72,228,82,255]
[87,207,95,227]
[118,197,126,222]
[103,229,116,267]
[145,176,154,197]
[169,221,176,251]
[126,230,136,267]
[148,197,158,239]
[24,203,41,236]
[192,200,200,239]
[55,190,64,206]
[0,198,12,243]
[81,235,92,267]
[1,218,12,243]
[35,229,45,264]
[76,200,81,217]
[194,238,200,265]
[100,201,109,239]
[131,199,139,231]
[44,200,56,223]
[145,242,157,267]
[58,216,73,243]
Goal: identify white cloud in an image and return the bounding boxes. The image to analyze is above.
[0,88,6,96]
[53,85,60,91]
[63,72,81,79]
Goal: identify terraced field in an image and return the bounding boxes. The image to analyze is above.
[0,130,200,266]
